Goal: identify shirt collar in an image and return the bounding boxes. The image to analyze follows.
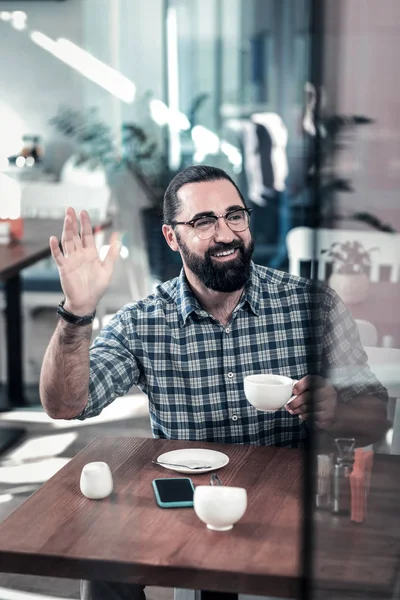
[239,262,261,316]
[176,269,208,326]
[175,261,261,327]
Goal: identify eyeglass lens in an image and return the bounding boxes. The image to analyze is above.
[194,210,250,239]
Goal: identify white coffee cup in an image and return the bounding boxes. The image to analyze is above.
[80,462,114,500]
[193,485,247,531]
[244,374,298,412]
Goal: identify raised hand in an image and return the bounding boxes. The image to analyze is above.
[49,207,120,316]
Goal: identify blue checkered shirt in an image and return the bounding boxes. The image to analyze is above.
[77,263,387,447]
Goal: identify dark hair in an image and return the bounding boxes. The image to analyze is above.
[163,165,247,224]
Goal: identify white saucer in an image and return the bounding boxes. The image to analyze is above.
[155,448,229,474]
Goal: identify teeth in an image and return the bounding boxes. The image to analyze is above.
[214,249,236,257]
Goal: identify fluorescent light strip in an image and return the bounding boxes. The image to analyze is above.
[166,7,181,169]
[30,31,135,103]
[30,31,241,170]
[57,38,135,102]
[150,99,190,131]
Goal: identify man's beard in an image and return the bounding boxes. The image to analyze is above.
[176,235,254,292]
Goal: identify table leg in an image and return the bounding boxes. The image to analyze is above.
[0,274,26,454]
[391,398,400,455]
[5,274,24,404]
[175,591,238,600]
[200,593,238,600]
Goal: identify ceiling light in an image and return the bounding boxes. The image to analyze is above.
[30,31,135,104]
[11,11,27,31]
[166,6,181,169]
[150,99,190,131]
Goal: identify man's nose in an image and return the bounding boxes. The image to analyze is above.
[213,217,236,243]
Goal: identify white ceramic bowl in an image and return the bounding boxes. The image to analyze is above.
[244,374,297,412]
[193,485,247,531]
[80,462,114,500]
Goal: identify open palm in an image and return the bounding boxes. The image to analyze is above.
[50,207,119,315]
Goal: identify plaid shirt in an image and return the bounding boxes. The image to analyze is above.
[78,263,387,447]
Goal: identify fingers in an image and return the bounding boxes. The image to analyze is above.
[292,374,325,395]
[71,209,82,250]
[109,231,120,245]
[61,215,75,257]
[80,210,95,248]
[62,208,95,254]
[287,390,332,414]
[49,236,64,267]
[285,383,337,428]
[286,392,312,415]
[292,375,312,395]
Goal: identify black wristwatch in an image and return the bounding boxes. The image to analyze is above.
[56,299,96,327]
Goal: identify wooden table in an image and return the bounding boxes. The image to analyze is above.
[0,437,399,598]
[0,438,301,598]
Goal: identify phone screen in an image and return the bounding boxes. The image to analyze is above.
[153,478,194,503]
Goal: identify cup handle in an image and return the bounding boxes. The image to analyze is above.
[285,379,299,406]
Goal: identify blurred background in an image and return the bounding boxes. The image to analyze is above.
[0,0,399,599]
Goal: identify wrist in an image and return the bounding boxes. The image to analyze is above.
[57,299,96,328]
[63,300,96,317]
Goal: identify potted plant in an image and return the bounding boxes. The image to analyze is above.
[321,240,378,303]
[49,106,116,186]
[49,104,171,192]
[302,83,396,233]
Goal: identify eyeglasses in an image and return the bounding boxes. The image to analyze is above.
[171,208,252,240]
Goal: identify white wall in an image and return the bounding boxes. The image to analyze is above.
[0,0,165,172]
[325,0,400,227]
[0,0,85,171]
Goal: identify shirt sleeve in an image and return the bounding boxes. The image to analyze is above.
[321,288,388,404]
[74,308,142,420]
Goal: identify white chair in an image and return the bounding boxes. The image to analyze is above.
[364,346,400,455]
[286,226,400,283]
[355,319,378,347]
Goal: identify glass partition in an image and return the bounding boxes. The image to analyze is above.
[165,0,312,270]
[311,2,400,599]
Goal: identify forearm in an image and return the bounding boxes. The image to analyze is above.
[325,395,389,446]
[39,320,92,419]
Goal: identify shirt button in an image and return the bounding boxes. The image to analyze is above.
[232,414,238,421]
[225,327,231,334]
[227,372,234,379]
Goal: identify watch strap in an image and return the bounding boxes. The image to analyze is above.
[57,299,96,326]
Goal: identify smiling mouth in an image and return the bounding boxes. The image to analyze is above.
[211,248,239,260]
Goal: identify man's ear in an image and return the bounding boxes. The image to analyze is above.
[162,224,179,252]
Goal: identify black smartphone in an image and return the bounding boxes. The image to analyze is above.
[152,477,195,508]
